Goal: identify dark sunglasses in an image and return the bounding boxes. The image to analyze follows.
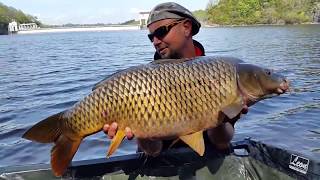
[148,19,185,42]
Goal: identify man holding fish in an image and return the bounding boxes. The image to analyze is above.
[103,2,248,154]
[22,2,289,177]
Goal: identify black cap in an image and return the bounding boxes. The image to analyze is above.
[147,2,201,36]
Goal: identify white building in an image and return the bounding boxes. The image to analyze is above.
[8,20,18,33]
[139,11,150,28]
[8,20,39,34]
[19,23,38,31]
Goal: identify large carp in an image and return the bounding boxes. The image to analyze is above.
[22,56,289,176]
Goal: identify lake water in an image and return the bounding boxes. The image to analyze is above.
[0,24,319,168]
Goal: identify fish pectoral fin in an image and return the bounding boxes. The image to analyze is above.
[137,139,163,157]
[51,135,82,177]
[107,130,126,157]
[180,131,205,156]
[221,97,243,119]
[168,138,180,149]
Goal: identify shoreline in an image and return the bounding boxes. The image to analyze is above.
[17,25,140,34]
[13,23,319,34]
[202,22,320,28]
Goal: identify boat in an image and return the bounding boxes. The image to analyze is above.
[0,138,319,180]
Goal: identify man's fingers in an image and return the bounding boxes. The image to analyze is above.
[103,123,134,140]
[242,105,249,114]
[125,127,134,140]
[107,122,118,138]
[103,124,110,133]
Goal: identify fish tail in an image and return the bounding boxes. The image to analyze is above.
[51,135,81,176]
[22,111,66,143]
[22,111,82,176]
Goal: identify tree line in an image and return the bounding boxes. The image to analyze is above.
[194,0,319,25]
[0,2,41,25]
[1,1,319,27]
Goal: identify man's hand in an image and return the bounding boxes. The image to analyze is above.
[207,122,234,150]
[103,122,134,140]
[207,105,249,151]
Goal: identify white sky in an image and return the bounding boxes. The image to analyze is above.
[1,0,211,25]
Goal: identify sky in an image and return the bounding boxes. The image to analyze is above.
[1,0,210,25]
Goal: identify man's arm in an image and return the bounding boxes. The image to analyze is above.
[207,105,248,150]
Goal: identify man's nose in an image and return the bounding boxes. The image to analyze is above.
[152,36,161,45]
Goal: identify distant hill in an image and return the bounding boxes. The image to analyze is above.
[0,2,41,25]
[120,19,140,25]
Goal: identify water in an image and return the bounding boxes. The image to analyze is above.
[0,24,319,168]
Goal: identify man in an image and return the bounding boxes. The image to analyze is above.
[103,2,248,154]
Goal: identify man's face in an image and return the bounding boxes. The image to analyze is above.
[148,19,189,59]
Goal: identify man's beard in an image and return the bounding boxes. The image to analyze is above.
[160,49,182,59]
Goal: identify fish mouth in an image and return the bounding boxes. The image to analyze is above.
[239,78,290,104]
[276,79,290,95]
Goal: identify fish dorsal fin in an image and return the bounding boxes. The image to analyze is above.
[106,130,126,157]
[221,96,244,119]
[93,58,192,91]
[92,79,108,91]
[150,58,192,65]
[92,69,128,91]
[179,131,205,156]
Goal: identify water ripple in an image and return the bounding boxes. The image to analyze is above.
[0,25,319,167]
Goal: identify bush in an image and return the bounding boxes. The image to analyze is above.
[206,0,315,25]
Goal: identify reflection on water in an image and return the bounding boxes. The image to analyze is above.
[0,24,319,168]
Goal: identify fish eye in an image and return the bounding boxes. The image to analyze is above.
[265,69,272,76]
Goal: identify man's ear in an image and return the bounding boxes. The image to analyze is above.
[183,20,193,37]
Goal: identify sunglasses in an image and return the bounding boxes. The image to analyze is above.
[148,19,185,42]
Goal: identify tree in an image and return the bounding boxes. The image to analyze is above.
[206,0,315,25]
[0,2,42,26]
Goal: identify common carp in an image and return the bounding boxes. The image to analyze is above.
[22,56,289,176]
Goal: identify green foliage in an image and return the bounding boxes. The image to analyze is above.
[193,10,209,22]
[206,0,316,25]
[0,2,42,26]
[120,19,139,25]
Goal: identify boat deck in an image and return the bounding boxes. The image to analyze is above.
[1,139,319,180]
